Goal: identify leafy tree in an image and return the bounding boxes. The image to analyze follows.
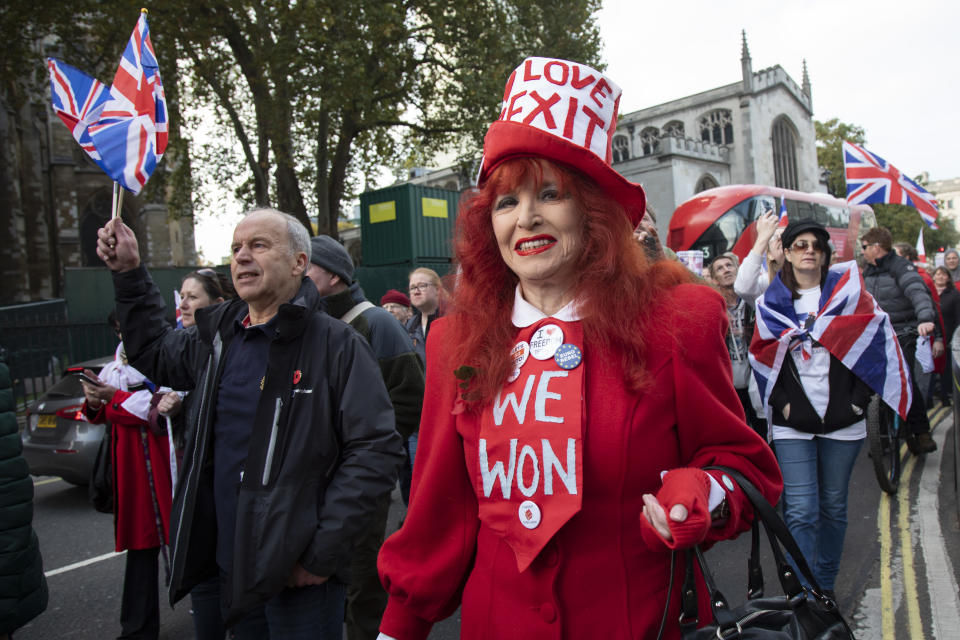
[815,117,958,252]
[814,117,865,199]
[6,0,603,239]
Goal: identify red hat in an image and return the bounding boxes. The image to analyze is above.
[380,289,411,307]
[478,57,646,225]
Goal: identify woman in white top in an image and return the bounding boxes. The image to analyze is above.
[734,211,785,307]
[749,220,881,599]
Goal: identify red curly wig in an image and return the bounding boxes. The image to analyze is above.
[448,158,694,405]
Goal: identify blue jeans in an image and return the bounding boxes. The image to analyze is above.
[229,579,346,640]
[773,437,862,590]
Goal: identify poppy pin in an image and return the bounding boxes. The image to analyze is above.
[293,370,302,385]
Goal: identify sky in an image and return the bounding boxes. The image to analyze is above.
[194,0,959,263]
[597,0,958,181]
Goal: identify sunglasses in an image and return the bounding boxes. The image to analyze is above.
[790,239,824,253]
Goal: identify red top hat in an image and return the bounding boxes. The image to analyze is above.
[478,57,646,225]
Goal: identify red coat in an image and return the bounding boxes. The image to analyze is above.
[378,284,782,640]
[89,390,172,551]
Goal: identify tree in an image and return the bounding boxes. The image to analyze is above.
[814,117,865,199]
[8,1,603,239]
[814,117,958,252]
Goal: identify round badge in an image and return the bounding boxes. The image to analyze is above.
[722,475,735,492]
[530,324,564,360]
[553,343,582,370]
[507,367,522,383]
[518,500,542,529]
[510,341,530,370]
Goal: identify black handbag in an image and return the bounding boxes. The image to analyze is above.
[658,466,854,640]
[88,426,114,514]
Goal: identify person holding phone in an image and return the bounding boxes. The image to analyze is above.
[80,315,171,640]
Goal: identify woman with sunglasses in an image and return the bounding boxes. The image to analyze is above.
[749,219,909,602]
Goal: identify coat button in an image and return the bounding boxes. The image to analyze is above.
[539,602,557,623]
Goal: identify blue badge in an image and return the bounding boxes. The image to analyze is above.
[553,343,582,370]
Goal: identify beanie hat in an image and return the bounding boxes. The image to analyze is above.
[477,57,646,225]
[309,235,354,283]
[782,219,832,265]
[380,289,411,307]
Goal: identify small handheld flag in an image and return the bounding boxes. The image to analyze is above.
[47,10,168,197]
[173,290,183,329]
[916,228,926,263]
[842,141,939,229]
[777,195,789,228]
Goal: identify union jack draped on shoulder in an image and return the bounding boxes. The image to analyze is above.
[749,260,911,420]
[842,140,939,229]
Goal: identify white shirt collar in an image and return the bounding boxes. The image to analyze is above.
[510,285,582,327]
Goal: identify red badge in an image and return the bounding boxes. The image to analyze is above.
[293,370,302,385]
[474,318,584,571]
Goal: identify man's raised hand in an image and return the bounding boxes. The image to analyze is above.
[96,218,141,272]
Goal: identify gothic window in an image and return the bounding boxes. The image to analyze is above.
[698,109,734,145]
[640,127,660,156]
[662,120,685,138]
[772,116,799,191]
[695,175,719,193]
[612,135,630,163]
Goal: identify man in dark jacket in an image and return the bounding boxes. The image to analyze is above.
[306,235,424,640]
[95,209,404,636]
[0,350,48,638]
[862,227,938,454]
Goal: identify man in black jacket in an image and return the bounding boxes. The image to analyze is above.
[862,227,938,454]
[96,209,404,637]
[306,235,424,640]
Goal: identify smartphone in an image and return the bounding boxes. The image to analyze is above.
[73,371,104,386]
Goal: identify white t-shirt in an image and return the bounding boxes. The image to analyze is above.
[771,286,866,441]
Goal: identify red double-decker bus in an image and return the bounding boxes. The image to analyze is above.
[666,185,876,265]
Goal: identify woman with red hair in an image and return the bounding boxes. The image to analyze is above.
[376,58,781,640]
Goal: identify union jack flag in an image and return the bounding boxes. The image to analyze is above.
[843,141,939,229]
[47,59,111,170]
[778,195,789,228]
[47,12,167,195]
[749,260,911,420]
[174,290,183,329]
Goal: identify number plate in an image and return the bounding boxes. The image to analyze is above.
[37,414,57,429]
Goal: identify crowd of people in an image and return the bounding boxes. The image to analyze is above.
[6,56,955,640]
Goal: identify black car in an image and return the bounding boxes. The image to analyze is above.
[21,356,113,485]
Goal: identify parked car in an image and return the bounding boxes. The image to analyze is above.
[21,356,113,485]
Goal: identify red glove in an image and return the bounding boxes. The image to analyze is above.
[640,468,713,551]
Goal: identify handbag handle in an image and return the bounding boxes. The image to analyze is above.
[704,466,827,596]
[658,465,841,640]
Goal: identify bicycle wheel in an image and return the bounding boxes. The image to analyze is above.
[866,395,900,494]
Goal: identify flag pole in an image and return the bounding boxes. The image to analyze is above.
[111,182,124,220]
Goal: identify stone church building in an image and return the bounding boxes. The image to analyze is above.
[410,33,822,241]
[0,52,196,305]
[611,33,821,237]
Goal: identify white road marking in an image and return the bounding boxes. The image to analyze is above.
[44,550,126,578]
[917,423,960,638]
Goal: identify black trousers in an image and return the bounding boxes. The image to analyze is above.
[898,333,932,436]
[118,547,160,640]
[736,386,768,441]
[345,491,392,640]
